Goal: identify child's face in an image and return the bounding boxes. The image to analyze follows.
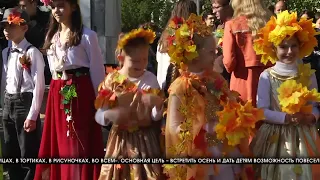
[123,45,149,77]
[51,0,74,24]
[197,36,216,71]
[19,0,37,17]
[276,36,299,64]
[3,23,27,41]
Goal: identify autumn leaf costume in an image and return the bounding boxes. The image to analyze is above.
[163,14,263,180]
[95,29,164,180]
[251,11,320,180]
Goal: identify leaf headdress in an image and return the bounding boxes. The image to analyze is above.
[117,28,156,50]
[166,13,213,70]
[253,10,320,65]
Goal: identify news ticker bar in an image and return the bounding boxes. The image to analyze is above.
[1,158,320,164]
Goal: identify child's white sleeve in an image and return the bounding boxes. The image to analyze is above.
[257,71,287,124]
[85,31,105,95]
[27,48,45,121]
[95,108,111,126]
[144,71,164,121]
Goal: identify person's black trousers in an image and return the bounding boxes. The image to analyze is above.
[2,92,41,180]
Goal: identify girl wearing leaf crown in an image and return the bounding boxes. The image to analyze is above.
[94,28,164,180]
[163,14,262,180]
[251,10,320,180]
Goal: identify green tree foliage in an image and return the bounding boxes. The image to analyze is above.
[199,0,319,16]
[264,0,319,14]
[121,0,152,32]
[121,0,319,32]
[121,0,180,32]
[201,0,213,15]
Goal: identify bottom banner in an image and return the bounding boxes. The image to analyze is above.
[0,158,319,164]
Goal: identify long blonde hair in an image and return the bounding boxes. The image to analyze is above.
[231,0,272,37]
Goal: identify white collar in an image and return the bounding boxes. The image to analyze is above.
[272,60,301,76]
[190,71,205,76]
[11,38,28,51]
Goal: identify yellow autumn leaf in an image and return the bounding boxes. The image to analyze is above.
[253,38,265,55]
[130,171,135,180]
[278,78,320,114]
[179,24,190,37]
[269,25,299,46]
[276,10,298,26]
[117,28,156,49]
[226,129,246,146]
[185,45,196,52]
[215,124,226,140]
[253,10,319,67]
[185,51,199,61]
[163,164,176,169]
[115,74,127,84]
[298,63,315,87]
[216,100,263,146]
[293,164,303,175]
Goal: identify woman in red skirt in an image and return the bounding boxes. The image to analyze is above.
[35,0,105,179]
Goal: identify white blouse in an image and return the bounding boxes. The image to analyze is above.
[257,61,320,124]
[46,27,105,95]
[156,45,171,89]
[95,71,164,126]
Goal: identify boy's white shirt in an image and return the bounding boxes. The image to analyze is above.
[1,38,45,121]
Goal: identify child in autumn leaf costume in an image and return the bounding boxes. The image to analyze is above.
[163,14,257,180]
[251,11,320,180]
[94,28,164,180]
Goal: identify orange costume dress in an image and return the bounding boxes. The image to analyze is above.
[164,70,244,180]
[95,70,164,180]
[223,16,270,106]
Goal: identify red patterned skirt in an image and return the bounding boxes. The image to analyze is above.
[34,74,104,180]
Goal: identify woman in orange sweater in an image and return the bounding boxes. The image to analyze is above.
[222,0,272,107]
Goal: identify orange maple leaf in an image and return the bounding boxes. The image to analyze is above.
[105,66,121,74]
[7,11,25,25]
[94,89,114,109]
